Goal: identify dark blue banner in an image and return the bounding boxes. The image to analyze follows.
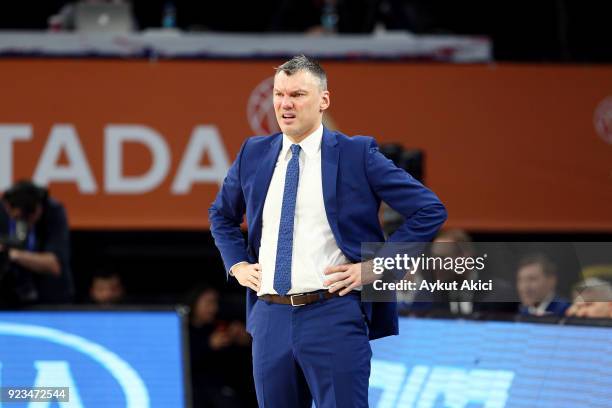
[0,311,186,407]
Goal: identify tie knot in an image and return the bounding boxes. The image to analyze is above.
[290,144,301,156]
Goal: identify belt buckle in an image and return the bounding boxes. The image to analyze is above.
[290,293,307,307]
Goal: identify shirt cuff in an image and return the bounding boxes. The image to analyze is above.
[229,261,248,276]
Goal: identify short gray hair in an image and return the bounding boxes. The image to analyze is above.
[574,278,612,297]
[275,55,327,91]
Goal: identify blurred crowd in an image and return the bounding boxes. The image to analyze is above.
[395,229,612,320]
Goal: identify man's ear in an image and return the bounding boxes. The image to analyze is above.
[320,90,330,112]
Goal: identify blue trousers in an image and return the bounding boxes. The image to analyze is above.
[251,292,371,408]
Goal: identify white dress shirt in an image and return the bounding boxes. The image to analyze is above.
[257,124,350,295]
[526,292,555,316]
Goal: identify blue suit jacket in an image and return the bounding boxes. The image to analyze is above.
[209,127,447,340]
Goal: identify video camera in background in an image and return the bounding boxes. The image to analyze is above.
[0,235,25,270]
[0,229,27,275]
[0,181,49,306]
[1,216,30,246]
[0,186,34,276]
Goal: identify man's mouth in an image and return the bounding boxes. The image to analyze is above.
[282,113,296,119]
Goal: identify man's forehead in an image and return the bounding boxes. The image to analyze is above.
[273,70,318,90]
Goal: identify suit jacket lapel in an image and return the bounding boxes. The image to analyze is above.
[250,133,283,251]
[321,127,343,248]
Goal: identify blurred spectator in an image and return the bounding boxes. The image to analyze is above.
[0,180,73,307]
[406,229,515,316]
[89,269,126,305]
[517,254,570,317]
[187,286,255,408]
[566,278,612,319]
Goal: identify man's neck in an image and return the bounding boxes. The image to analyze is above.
[286,123,322,144]
[528,292,556,315]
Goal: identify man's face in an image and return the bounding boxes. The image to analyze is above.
[580,301,612,318]
[273,70,330,139]
[571,288,612,318]
[90,276,124,304]
[431,238,465,282]
[194,290,219,324]
[4,203,42,227]
[517,263,556,307]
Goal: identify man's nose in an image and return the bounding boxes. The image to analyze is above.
[281,96,293,109]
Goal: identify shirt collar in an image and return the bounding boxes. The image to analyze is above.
[281,124,323,159]
[529,292,556,315]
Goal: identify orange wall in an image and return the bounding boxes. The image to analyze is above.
[1,60,611,231]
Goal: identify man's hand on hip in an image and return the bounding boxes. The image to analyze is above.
[324,260,376,296]
[232,263,261,292]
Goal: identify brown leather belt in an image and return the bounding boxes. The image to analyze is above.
[259,290,341,306]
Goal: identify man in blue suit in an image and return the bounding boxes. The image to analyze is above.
[209,55,447,407]
[516,254,570,317]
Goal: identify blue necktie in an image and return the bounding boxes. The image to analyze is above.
[274,144,301,295]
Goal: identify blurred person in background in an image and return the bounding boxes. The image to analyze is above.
[407,229,515,316]
[88,268,126,305]
[187,286,254,408]
[516,254,570,317]
[0,180,73,307]
[566,278,612,319]
[426,229,480,315]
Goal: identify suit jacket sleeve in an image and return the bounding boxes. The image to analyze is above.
[365,138,447,243]
[208,139,249,277]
